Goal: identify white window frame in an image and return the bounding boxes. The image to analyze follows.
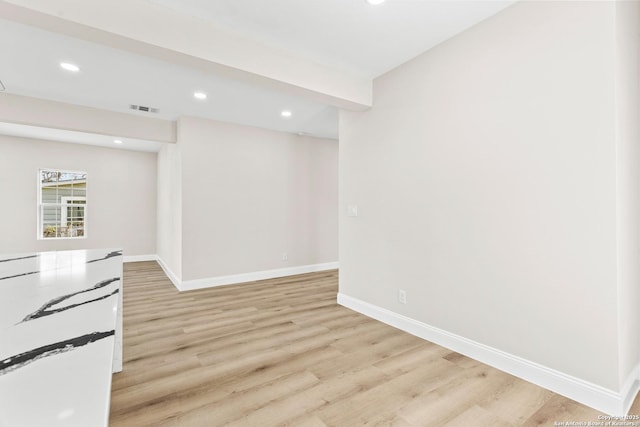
[60,196,87,224]
[37,169,88,240]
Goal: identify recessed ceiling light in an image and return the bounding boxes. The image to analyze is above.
[281,110,292,118]
[194,91,207,100]
[60,62,80,72]
[366,0,385,4]
[113,139,123,144]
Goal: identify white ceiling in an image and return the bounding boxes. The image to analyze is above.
[0,17,339,140]
[0,0,515,151]
[149,0,516,78]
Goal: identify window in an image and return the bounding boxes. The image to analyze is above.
[38,169,87,239]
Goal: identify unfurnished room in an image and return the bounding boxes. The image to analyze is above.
[1,0,640,426]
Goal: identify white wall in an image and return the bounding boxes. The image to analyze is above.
[340,0,630,404]
[614,0,640,391]
[0,135,157,256]
[156,142,182,279]
[178,117,338,282]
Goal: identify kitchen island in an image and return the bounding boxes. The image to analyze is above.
[0,249,123,427]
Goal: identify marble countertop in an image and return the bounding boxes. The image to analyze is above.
[0,249,123,427]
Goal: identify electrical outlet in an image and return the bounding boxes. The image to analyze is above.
[398,289,407,304]
[282,252,288,261]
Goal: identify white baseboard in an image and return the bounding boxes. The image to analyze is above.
[156,256,182,290]
[337,292,639,416]
[123,254,157,263]
[621,362,640,414]
[178,262,339,292]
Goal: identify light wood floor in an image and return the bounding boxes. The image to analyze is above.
[110,262,640,426]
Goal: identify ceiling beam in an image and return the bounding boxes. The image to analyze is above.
[0,0,372,111]
[0,93,177,143]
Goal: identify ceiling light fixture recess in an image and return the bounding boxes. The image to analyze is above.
[194,91,207,100]
[281,110,292,118]
[113,139,123,144]
[60,62,80,72]
[366,0,385,4]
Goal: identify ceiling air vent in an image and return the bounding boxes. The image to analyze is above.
[129,104,158,113]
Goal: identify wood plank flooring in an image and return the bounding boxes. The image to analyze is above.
[110,262,640,426]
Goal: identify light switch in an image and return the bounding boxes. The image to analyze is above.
[347,205,358,217]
